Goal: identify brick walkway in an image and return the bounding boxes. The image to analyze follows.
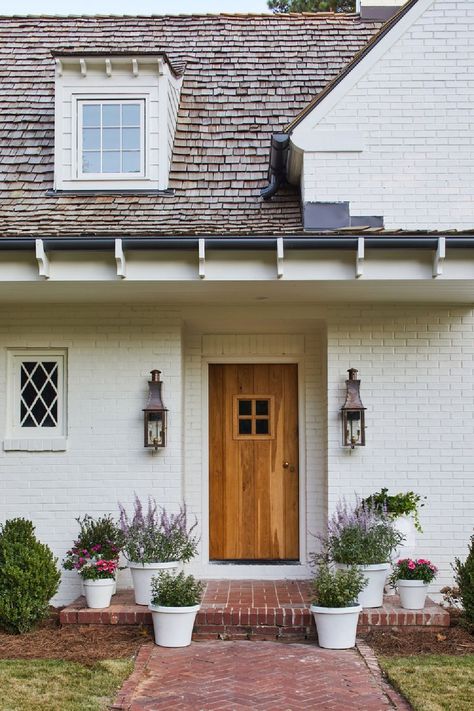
[112,640,410,710]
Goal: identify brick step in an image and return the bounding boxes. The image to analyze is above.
[60,581,449,640]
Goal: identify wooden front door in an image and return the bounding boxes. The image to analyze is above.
[209,363,299,561]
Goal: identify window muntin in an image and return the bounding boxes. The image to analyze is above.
[8,351,66,439]
[233,396,274,440]
[78,100,145,178]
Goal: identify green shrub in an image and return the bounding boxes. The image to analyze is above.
[0,518,61,634]
[454,532,474,626]
[311,564,367,608]
[151,570,203,607]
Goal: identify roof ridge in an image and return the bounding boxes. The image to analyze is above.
[0,12,363,20]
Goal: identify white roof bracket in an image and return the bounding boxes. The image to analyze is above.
[79,58,87,77]
[277,237,284,279]
[356,237,365,279]
[199,239,206,279]
[132,58,139,77]
[105,58,112,77]
[115,238,126,279]
[35,239,50,279]
[55,58,63,77]
[157,58,164,76]
[433,237,446,278]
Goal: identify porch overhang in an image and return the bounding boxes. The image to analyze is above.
[0,234,474,304]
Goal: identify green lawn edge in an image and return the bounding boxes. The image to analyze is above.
[379,654,474,711]
[0,658,133,711]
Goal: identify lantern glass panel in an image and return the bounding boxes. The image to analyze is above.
[147,412,163,447]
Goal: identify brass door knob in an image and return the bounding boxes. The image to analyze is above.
[283,461,289,468]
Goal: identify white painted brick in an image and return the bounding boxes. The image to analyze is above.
[302,0,474,230]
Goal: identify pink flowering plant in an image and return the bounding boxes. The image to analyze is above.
[63,514,124,577]
[390,558,438,585]
[118,494,199,564]
[79,558,118,581]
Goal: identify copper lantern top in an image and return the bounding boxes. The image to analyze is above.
[143,370,168,412]
[341,368,365,411]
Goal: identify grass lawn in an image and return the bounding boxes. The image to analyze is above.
[0,658,133,711]
[379,654,474,711]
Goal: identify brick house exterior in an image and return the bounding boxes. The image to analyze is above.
[0,1,473,605]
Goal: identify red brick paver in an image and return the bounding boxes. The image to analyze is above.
[112,640,405,710]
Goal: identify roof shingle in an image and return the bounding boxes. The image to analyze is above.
[0,13,381,237]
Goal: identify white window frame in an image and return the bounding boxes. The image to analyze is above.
[4,349,68,451]
[76,98,146,180]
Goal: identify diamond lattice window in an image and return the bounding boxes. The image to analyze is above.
[20,361,59,428]
[7,351,66,441]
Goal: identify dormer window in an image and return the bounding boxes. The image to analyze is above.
[53,53,182,192]
[79,100,144,177]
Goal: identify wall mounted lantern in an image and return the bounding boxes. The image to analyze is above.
[341,368,366,449]
[143,369,168,450]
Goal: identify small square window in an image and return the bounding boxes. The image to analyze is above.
[233,395,274,440]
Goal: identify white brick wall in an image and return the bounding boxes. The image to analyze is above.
[0,301,472,602]
[326,303,474,593]
[0,304,184,604]
[301,0,474,230]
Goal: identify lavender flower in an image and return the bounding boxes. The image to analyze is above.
[314,496,404,566]
[118,494,199,564]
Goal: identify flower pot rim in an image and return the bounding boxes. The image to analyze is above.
[310,604,362,615]
[83,578,115,586]
[127,560,179,569]
[397,579,429,586]
[149,603,201,614]
[336,562,390,571]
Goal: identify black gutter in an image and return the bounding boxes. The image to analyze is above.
[1,236,474,251]
[260,134,290,200]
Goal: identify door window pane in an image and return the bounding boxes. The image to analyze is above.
[239,419,252,435]
[255,419,269,435]
[238,400,252,416]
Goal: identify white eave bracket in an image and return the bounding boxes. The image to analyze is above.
[35,239,50,279]
[356,237,364,279]
[433,237,446,278]
[198,239,206,279]
[115,238,126,279]
[277,237,284,279]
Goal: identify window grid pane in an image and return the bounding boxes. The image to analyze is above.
[82,102,142,175]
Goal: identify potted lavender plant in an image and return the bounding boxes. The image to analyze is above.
[118,495,199,605]
[319,498,404,608]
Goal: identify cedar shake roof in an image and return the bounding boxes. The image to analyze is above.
[0,13,381,237]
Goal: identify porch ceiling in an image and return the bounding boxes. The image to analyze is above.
[1,279,473,304]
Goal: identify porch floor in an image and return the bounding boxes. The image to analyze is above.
[60,579,450,641]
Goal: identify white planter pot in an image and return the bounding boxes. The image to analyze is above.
[336,563,390,608]
[397,579,429,610]
[149,604,200,647]
[310,604,362,649]
[83,579,115,609]
[81,573,116,597]
[393,515,417,559]
[127,561,179,605]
